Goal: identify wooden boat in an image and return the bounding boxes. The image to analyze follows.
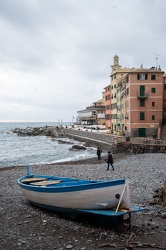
[17,166,131,212]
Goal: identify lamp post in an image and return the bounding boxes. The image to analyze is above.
[72,116,75,126]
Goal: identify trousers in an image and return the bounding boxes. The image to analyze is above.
[107,162,114,170]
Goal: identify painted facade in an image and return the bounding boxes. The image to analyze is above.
[125,69,164,137]
[106,55,134,133]
[163,73,166,124]
[105,55,165,137]
[104,84,111,129]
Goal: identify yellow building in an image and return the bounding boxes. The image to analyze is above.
[109,55,133,134]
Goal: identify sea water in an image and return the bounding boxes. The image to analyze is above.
[0,122,96,168]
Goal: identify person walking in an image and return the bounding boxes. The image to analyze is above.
[106,151,114,170]
[97,147,102,160]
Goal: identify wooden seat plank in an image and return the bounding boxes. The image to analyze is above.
[21,177,47,183]
[30,180,61,186]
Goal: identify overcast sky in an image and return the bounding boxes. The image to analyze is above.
[0,0,166,123]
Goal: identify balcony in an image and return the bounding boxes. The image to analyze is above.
[79,115,97,121]
[137,91,149,99]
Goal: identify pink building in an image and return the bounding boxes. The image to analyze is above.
[125,68,164,137]
[104,85,111,129]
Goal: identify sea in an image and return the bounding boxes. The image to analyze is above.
[0,122,97,169]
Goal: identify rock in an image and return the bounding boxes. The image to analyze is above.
[153,194,159,198]
[147,221,159,228]
[10,126,62,137]
[148,198,158,205]
[159,225,166,232]
[58,140,73,145]
[161,213,166,218]
[71,145,86,150]
[154,188,160,193]
[66,244,73,249]
[137,243,143,247]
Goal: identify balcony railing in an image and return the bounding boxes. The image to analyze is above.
[137,91,149,99]
[79,115,97,121]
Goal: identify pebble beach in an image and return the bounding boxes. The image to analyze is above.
[0,153,166,250]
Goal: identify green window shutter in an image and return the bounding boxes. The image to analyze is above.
[140,85,145,96]
[151,88,156,93]
[140,112,145,120]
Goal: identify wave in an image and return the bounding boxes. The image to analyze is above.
[0,122,97,168]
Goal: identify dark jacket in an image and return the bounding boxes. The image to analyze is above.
[108,153,113,164]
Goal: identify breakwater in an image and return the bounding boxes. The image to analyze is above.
[63,128,115,151]
[11,126,166,154]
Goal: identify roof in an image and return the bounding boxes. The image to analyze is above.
[111,67,165,76]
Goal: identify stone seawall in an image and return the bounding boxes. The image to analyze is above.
[63,128,115,151]
[11,126,166,154]
[63,129,166,154]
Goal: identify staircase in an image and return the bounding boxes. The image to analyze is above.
[160,125,166,140]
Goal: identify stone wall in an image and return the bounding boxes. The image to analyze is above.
[121,142,166,154]
[63,128,115,151]
[130,128,157,137]
[64,128,115,142]
[11,126,166,154]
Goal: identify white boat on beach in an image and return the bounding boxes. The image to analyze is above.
[17,166,131,212]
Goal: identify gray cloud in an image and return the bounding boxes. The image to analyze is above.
[0,0,165,122]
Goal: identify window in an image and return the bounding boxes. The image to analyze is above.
[151,75,156,80]
[140,99,145,107]
[140,112,145,120]
[137,74,148,80]
[106,95,110,101]
[152,102,155,107]
[152,115,155,120]
[126,88,129,95]
[151,88,156,93]
[111,103,117,109]
[111,114,117,119]
[105,105,110,110]
[105,114,110,120]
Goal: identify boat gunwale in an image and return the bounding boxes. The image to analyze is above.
[17,175,127,193]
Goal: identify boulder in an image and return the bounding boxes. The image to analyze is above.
[71,145,86,150]
[58,140,73,145]
[148,198,158,205]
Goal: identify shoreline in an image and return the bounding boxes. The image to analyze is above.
[0,152,125,172]
[0,158,107,172]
